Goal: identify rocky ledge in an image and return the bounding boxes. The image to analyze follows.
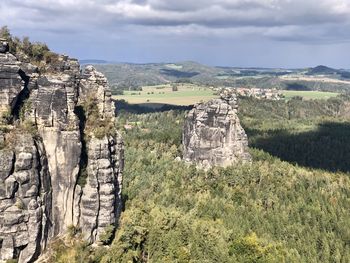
[183,89,251,169]
[0,44,123,262]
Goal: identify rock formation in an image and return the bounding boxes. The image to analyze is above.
[0,42,123,262]
[183,89,251,169]
[0,39,9,54]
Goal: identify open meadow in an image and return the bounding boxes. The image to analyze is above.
[113,84,217,105]
[114,84,340,106]
[282,90,339,100]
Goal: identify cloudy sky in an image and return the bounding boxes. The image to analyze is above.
[1,0,350,68]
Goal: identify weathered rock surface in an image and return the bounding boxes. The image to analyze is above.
[183,90,251,169]
[0,47,123,262]
[79,134,123,243]
[80,65,115,120]
[77,66,123,244]
[0,40,9,54]
[0,133,50,263]
[0,53,25,117]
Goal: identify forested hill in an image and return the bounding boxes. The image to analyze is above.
[93,62,350,93]
[94,61,221,88]
[52,96,350,262]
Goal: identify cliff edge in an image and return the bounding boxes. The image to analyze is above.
[0,42,123,262]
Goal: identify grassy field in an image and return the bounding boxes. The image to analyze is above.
[113,84,217,105]
[114,84,340,106]
[282,90,339,100]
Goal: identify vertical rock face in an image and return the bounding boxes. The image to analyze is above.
[80,65,116,120]
[0,45,123,262]
[183,90,251,169]
[77,66,124,244]
[0,133,50,263]
[26,57,82,237]
[79,134,123,243]
[0,53,25,116]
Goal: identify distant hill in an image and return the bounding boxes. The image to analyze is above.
[93,61,223,89]
[93,62,299,90]
[93,62,350,93]
[80,59,109,65]
[307,65,339,75]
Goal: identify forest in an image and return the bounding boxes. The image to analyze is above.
[50,96,350,263]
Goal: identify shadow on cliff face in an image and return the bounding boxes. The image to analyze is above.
[248,122,350,173]
[115,99,193,114]
[11,69,30,122]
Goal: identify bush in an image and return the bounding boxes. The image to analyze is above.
[67,225,81,239]
[77,167,88,187]
[19,100,32,121]
[0,26,58,70]
[0,107,12,124]
[79,95,116,139]
[20,120,38,137]
[99,225,115,245]
[49,238,92,263]
[111,89,124,95]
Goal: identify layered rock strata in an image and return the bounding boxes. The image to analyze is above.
[0,45,123,262]
[183,90,251,169]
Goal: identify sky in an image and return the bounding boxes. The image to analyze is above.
[1,0,350,68]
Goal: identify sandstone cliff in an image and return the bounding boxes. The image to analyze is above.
[183,90,251,169]
[0,45,123,262]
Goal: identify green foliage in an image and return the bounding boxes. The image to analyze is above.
[0,26,58,71]
[44,84,350,261]
[95,97,350,262]
[99,225,115,245]
[239,96,350,172]
[111,89,124,95]
[19,99,32,121]
[20,120,38,137]
[95,62,350,94]
[229,232,288,263]
[48,239,93,263]
[67,225,81,239]
[0,122,38,150]
[0,107,12,124]
[0,26,11,39]
[77,167,88,187]
[79,95,115,139]
[47,225,111,263]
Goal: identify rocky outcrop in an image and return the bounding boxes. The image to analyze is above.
[80,65,115,120]
[0,43,123,262]
[76,66,123,244]
[0,133,50,263]
[0,39,9,54]
[79,135,123,243]
[0,53,26,117]
[183,90,251,169]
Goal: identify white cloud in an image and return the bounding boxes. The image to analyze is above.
[1,0,350,43]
